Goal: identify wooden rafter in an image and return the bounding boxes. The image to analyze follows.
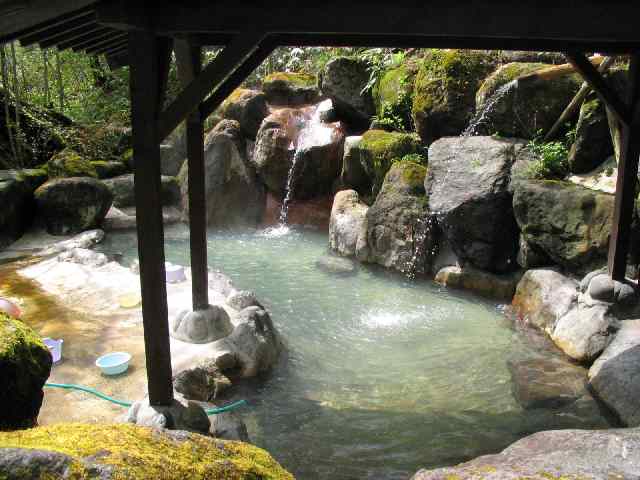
[157,31,266,142]
[72,32,126,52]
[86,37,127,55]
[57,27,112,50]
[38,22,102,49]
[20,13,96,47]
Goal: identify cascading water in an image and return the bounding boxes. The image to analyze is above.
[463,79,519,137]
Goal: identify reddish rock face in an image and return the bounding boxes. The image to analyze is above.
[261,192,333,230]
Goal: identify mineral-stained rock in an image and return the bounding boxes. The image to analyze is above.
[221,88,269,139]
[435,265,522,300]
[329,189,369,258]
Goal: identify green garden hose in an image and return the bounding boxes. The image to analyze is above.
[44,382,247,415]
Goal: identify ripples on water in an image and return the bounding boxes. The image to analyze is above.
[94,224,609,479]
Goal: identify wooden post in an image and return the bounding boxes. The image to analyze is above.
[608,53,640,280]
[128,31,174,406]
[175,39,209,311]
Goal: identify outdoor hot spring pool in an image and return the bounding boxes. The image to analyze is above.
[40,224,610,479]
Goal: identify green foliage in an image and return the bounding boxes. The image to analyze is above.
[526,138,570,180]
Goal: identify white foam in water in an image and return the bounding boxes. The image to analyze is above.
[258,224,292,238]
[360,308,428,329]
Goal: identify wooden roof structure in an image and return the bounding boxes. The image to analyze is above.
[2,0,640,409]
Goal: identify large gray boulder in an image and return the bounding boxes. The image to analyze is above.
[411,427,640,479]
[426,136,526,273]
[0,313,52,430]
[221,88,269,139]
[513,180,625,275]
[170,304,234,344]
[34,177,113,235]
[469,71,581,139]
[359,161,435,276]
[262,72,320,106]
[589,319,640,426]
[319,57,375,128]
[0,169,47,248]
[512,269,578,332]
[178,120,265,228]
[339,136,370,194]
[103,173,179,208]
[329,189,368,257]
[159,123,187,176]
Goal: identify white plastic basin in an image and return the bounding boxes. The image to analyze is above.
[96,352,131,376]
[43,338,63,364]
[165,262,186,283]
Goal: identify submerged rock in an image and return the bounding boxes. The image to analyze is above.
[411,427,640,479]
[426,136,526,273]
[178,120,265,228]
[320,57,375,128]
[0,423,294,479]
[435,265,522,300]
[512,269,578,332]
[360,161,435,276]
[209,411,250,442]
[221,88,269,139]
[34,177,113,235]
[0,312,52,430]
[315,254,356,275]
[329,189,369,258]
[508,357,589,409]
[589,319,640,426]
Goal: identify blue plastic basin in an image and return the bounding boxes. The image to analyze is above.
[95,352,131,376]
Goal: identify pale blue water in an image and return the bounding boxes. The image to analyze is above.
[97,224,610,479]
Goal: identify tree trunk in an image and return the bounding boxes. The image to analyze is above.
[55,50,64,112]
[42,48,50,107]
[0,45,17,165]
[9,41,22,163]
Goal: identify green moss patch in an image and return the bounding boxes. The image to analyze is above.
[0,423,295,479]
[264,72,316,88]
[47,148,97,178]
[476,62,548,109]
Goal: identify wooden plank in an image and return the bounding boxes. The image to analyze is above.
[56,27,113,50]
[128,30,174,406]
[608,54,640,280]
[157,31,266,142]
[73,32,126,52]
[20,13,97,47]
[175,39,209,311]
[565,52,631,127]
[84,36,127,55]
[200,39,277,118]
[97,0,640,50]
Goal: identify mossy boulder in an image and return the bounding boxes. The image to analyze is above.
[90,160,127,179]
[469,69,582,139]
[0,423,294,479]
[262,72,320,106]
[475,62,548,111]
[319,57,375,129]
[102,174,179,209]
[568,96,613,173]
[0,312,52,430]
[358,160,436,275]
[411,49,497,145]
[513,180,640,275]
[372,62,418,131]
[0,169,47,248]
[47,148,97,179]
[221,89,269,139]
[34,177,114,235]
[355,129,424,196]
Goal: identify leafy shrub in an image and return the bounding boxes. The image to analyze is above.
[526,139,569,180]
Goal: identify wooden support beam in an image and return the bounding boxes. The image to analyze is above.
[200,39,277,118]
[4,5,94,45]
[157,31,266,142]
[56,27,112,50]
[128,31,174,407]
[565,52,631,127]
[38,22,102,49]
[175,39,209,311]
[608,54,640,280]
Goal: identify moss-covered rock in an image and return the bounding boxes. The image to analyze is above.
[47,148,97,179]
[0,312,52,430]
[90,160,127,179]
[0,169,48,248]
[358,160,436,275]
[354,129,424,196]
[221,89,269,139]
[568,96,613,174]
[0,423,294,479]
[372,62,418,131]
[34,177,114,235]
[475,62,548,110]
[262,72,320,106]
[411,49,497,145]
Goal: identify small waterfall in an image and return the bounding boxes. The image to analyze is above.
[463,80,518,137]
[404,216,438,279]
[278,149,303,225]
